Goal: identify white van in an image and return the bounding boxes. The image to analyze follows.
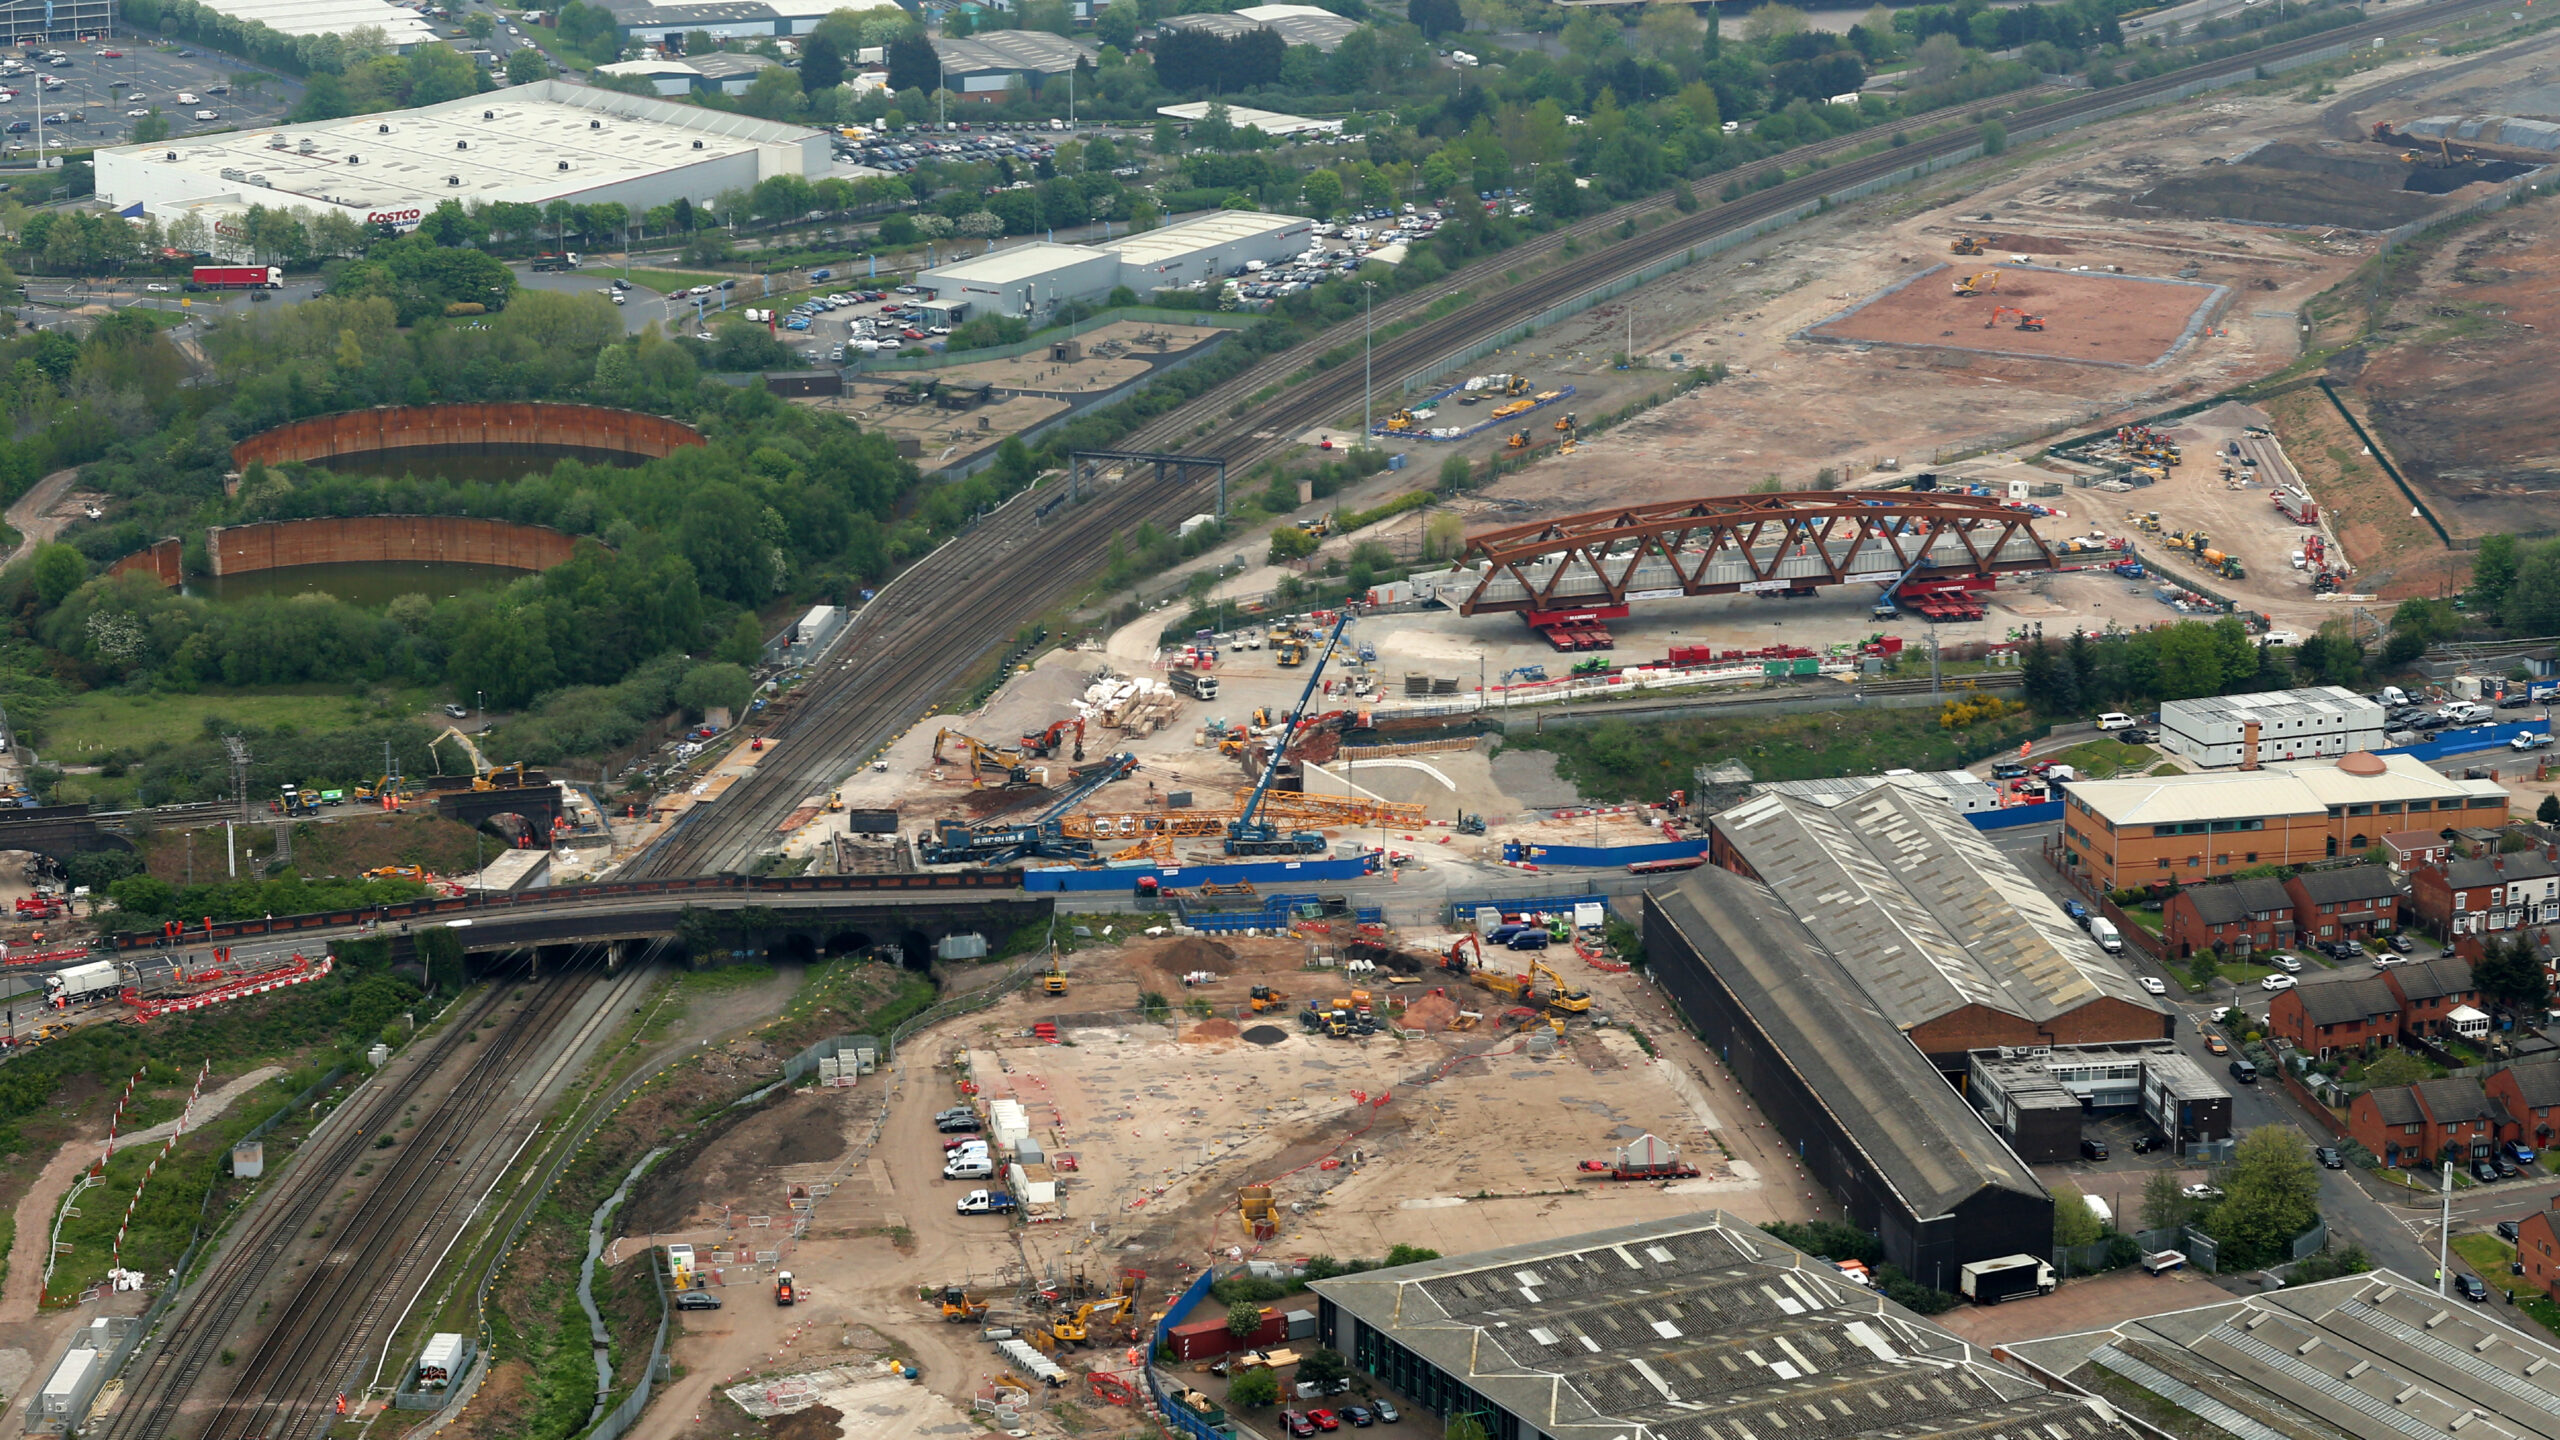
[944,1155,994,1181]
[2088,917,2122,955]
[2096,712,2136,731]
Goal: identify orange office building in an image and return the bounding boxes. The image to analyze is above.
[2059,751,2509,892]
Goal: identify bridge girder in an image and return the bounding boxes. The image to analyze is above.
[1454,493,2060,616]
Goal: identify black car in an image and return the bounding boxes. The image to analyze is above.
[2079,1137,2110,1161]
[2314,1146,2344,1170]
[675,1290,722,1310]
[2496,1154,2521,1179]
[1343,1407,1374,1428]
[2457,1272,2491,1302]
[2500,1219,2523,1242]
[2123,728,2156,744]
[2475,1158,2503,1183]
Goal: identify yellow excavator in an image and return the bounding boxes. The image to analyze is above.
[1052,1290,1136,1346]
[1952,269,2001,297]
[429,726,519,791]
[1530,960,1593,1014]
[1041,952,1068,996]
[932,727,1030,789]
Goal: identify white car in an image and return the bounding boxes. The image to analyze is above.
[2272,954,2302,973]
[124,107,148,117]
[144,282,168,292]
[2096,712,2137,731]
[2512,731,2554,751]
[2139,976,2167,995]
[193,109,219,121]
[2181,1183,2225,1201]
[2261,973,2297,992]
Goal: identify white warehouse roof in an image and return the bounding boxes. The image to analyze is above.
[1155,101,1343,136]
[197,0,441,44]
[1094,211,1308,271]
[96,80,826,228]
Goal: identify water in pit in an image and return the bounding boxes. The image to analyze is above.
[302,443,654,485]
[187,561,525,607]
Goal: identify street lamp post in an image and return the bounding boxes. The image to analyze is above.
[1361,279,1376,445]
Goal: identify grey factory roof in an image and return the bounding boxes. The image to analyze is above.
[1710,782,2159,1030]
[2290,864,2404,905]
[1158,4,1362,50]
[600,0,825,23]
[930,31,1097,76]
[1753,769,1996,814]
[684,51,788,80]
[2179,876,2295,928]
[1311,1214,2137,1440]
[2289,970,2401,1027]
[2007,1270,2560,1440]
[1651,865,2045,1221]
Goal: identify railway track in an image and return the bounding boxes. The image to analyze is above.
[633,0,2506,878]
[99,953,631,1440]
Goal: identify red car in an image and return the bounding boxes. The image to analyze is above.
[901,326,925,340]
[99,49,121,57]
[1284,1415,1316,1438]
[1309,1411,1340,1432]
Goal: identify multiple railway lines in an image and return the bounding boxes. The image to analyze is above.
[93,3,2523,1432]
[632,0,2503,881]
[97,950,647,1440]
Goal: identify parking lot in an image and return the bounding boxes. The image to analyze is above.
[0,39,289,157]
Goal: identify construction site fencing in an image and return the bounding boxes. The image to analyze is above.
[1149,1268,1270,1440]
[579,1157,673,1440]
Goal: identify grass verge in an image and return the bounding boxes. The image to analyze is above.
[38,683,436,757]
[1519,704,2041,800]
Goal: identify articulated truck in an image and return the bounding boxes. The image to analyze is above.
[191,265,283,289]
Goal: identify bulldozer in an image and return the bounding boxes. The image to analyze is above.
[1952,269,2001,297]
[1950,233,1988,255]
[940,1286,992,1323]
[1382,409,1419,433]
[1248,985,1290,1012]
[2125,510,2161,533]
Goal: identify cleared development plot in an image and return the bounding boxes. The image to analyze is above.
[1805,264,2223,369]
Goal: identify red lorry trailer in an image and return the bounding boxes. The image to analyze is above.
[192,265,282,289]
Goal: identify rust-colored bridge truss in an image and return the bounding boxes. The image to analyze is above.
[1452,493,2061,615]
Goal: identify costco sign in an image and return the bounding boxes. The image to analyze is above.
[366,207,422,232]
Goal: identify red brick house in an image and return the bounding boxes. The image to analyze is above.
[2347,1077,2513,1170]
[2284,865,2404,942]
[2518,1206,2560,1298]
[2381,957,2483,1041]
[2267,971,2401,1058]
[2410,852,2560,939]
[2485,1063,2560,1153]
[2384,829,2453,874]
[2164,876,2297,959]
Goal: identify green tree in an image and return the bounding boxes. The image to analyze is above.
[2053,1185,2102,1246]
[1227,1366,1280,1408]
[1269,526,1318,563]
[676,662,752,719]
[131,108,171,144]
[1437,454,1473,492]
[2154,620,2227,701]
[26,542,85,608]
[2476,934,2552,1012]
[1382,1243,1439,1266]
[2473,532,2520,617]
[717,611,765,667]
[1226,1299,1265,1339]
[1300,168,1345,218]
[1295,1348,1350,1390]
[1095,0,1140,50]
[2140,1169,2188,1231]
[2201,1125,2321,1267]
[1410,0,1463,37]
[2541,794,2559,825]
[506,47,549,84]
[801,33,846,91]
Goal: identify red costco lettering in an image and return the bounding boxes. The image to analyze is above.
[367,208,421,225]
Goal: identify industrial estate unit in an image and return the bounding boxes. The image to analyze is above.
[93,81,828,239]
[914,213,1315,319]
[1308,1215,2140,1440]
[2155,685,2386,767]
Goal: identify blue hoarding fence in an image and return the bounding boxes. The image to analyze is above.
[1149,1269,1232,1440]
[1968,799,2066,831]
[2382,720,2550,763]
[1498,838,1711,869]
[1176,892,1386,933]
[1023,854,1382,893]
[1444,892,1615,927]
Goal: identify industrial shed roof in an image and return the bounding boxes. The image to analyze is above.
[1158,4,1361,49]
[2008,1271,2560,1440]
[1312,1214,2137,1440]
[1649,865,2045,1221]
[930,31,1096,76]
[1710,782,2159,1030]
[2065,752,2506,828]
[2161,685,2377,728]
[1093,210,1306,269]
[197,0,441,44]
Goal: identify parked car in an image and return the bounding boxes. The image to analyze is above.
[2314,1146,2344,1169]
[2122,727,2158,744]
[2495,1154,2520,1179]
[2061,899,2090,925]
[2457,1272,2491,1302]
[2474,1158,2502,1184]
[2140,976,2167,995]
[2273,954,2303,973]
[2131,1133,2161,1154]
[1309,1410,1340,1432]
[2078,1137,2109,1161]
[2229,1058,2258,1083]
[1343,1407,1373,1428]
[2389,932,2416,954]
[1372,1401,1399,1424]
[1285,1414,1316,1438]
[674,1290,722,1310]
[2181,1183,2224,1201]
[2500,1219,2524,1242]
[2508,1140,2539,1166]
[2261,973,2296,991]
[2204,1033,2229,1055]
[443,702,469,718]
[2513,731,2555,751]
[2096,712,2136,731]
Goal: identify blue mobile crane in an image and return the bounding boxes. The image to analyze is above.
[924,751,1140,865]
[1225,612,1350,857]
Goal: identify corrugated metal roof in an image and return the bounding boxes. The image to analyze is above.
[1713,783,2158,1029]
[1310,1214,2133,1440]
[2161,685,2377,727]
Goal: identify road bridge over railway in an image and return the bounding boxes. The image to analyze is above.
[101,872,1049,972]
[1451,493,2062,618]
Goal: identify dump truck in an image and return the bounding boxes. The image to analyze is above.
[1169,666,1219,700]
[1958,1255,2055,1305]
[1575,1133,1701,1181]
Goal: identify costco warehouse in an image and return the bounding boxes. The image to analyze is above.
[95,80,826,243]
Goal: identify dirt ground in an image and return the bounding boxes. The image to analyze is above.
[621,935,1828,1438]
[928,320,1219,395]
[1807,264,2222,369]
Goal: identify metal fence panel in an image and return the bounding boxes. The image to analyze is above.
[2182,1227,2221,1274]
[2292,1220,2330,1262]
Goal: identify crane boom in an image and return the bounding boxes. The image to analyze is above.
[1228,612,1350,856]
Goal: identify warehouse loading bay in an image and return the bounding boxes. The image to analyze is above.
[618,933,1821,1437]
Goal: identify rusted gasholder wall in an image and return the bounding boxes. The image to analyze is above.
[230,402,703,469]
[208,517,580,576]
[107,537,184,588]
